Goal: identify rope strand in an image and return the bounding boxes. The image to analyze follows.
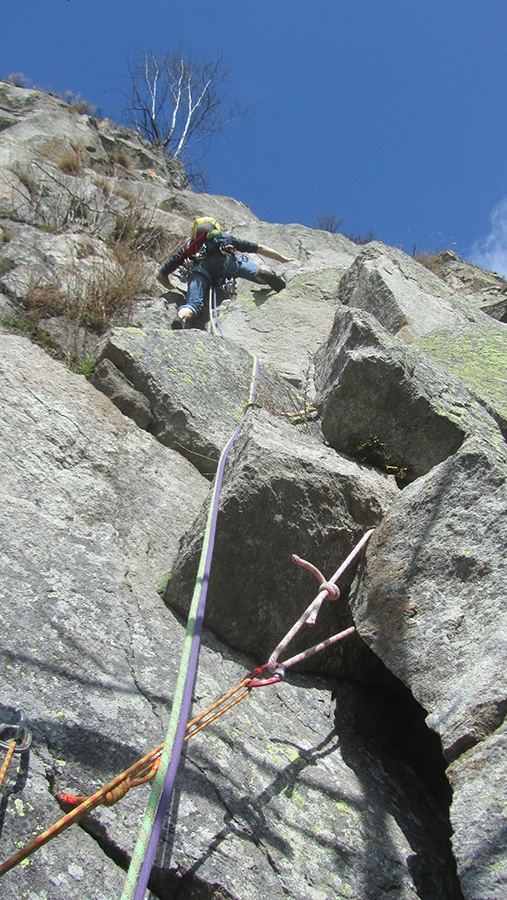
[121,356,260,900]
[0,741,17,791]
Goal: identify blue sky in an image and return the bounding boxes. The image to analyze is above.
[2,0,507,274]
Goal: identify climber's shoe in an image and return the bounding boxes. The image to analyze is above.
[260,271,286,292]
[172,307,194,329]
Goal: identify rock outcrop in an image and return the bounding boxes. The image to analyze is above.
[163,409,399,678]
[1,81,506,900]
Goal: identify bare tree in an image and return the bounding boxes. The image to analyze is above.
[7,72,30,88]
[315,213,345,234]
[122,47,243,183]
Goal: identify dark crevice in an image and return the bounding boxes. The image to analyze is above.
[332,677,464,900]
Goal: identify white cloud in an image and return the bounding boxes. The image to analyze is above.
[470,197,507,277]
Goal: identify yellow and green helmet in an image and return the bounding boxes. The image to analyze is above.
[191,216,221,239]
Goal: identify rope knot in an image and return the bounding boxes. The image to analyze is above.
[319,581,340,601]
[104,779,130,806]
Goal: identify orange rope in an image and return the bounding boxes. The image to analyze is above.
[58,758,162,808]
[184,676,252,740]
[0,674,256,877]
[0,741,17,791]
[0,740,166,877]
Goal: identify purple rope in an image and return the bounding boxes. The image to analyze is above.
[131,357,259,899]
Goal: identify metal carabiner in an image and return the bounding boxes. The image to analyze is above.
[0,709,32,753]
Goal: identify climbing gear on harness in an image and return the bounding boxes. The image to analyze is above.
[206,232,236,256]
[192,262,214,281]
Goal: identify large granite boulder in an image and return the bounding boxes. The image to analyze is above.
[338,242,468,342]
[416,248,507,322]
[217,265,351,389]
[0,81,184,188]
[203,223,360,387]
[414,321,507,439]
[332,243,507,439]
[91,327,304,476]
[350,433,507,897]
[447,721,507,900]
[163,409,399,678]
[314,305,501,483]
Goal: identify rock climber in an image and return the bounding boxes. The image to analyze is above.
[157,217,295,328]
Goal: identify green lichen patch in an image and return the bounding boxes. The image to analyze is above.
[414,326,507,424]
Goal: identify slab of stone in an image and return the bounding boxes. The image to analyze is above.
[218,269,346,389]
[314,305,501,482]
[0,333,209,898]
[417,249,507,322]
[447,721,507,900]
[93,327,304,477]
[164,409,399,679]
[414,322,507,439]
[0,334,459,899]
[350,434,507,898]
[338,242,470,343]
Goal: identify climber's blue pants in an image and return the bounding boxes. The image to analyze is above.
[181,256,260,317]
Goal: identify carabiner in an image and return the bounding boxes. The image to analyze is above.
[0,709,32,753]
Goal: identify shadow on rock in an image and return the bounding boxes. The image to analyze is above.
[333,680,464,900]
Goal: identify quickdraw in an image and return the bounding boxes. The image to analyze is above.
[0,530,374,881]
[0,709,32,755]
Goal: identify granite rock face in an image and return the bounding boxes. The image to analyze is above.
[314,305,502,482]
[163,409,399,678]
[0,336,460,900]
[91,327,304,476]
[1,81,506,900]
[349,435,507,898]
[0,334,207,898]
[338,241,466,342]
[417,248,507,322]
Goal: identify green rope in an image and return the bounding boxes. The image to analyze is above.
[121,355,259,900]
